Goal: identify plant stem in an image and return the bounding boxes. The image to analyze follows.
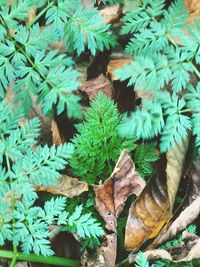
[189,61,200,79]
[9,254,18,267]
[0,250,80,267]
[6,155,18,255]
[27,2,54,29]
[179,108,193,114]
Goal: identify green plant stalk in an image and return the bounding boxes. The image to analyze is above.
[190,61,200,79]
[9,254,17,267]
[179,108,193,114]
[27,2,54,29]
[5,155,17,255]
[0,250,80,267]
[0,15,56,92]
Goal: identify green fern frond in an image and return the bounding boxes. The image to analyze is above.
[70,92,136,184]
[134,143,159,178]
[0,25,6,42]
[45,0,78,36]
[63,205,103,239]
[0,56,15,97]
[179,31,200,66]
[157,93,192,151]
[4,118,40,161]
[163,111,191,153]
[115,54,173,91]
[135,251,150,267]
[185,83,200,113]
[40,66,81,116]
[184,84,200,152]
[0,0,36,28]
[186,224,197,234]
[34,50,74,74]
[163,0,188,30]
[119,92,193,152]
[0,101,24,137]
[12,53,80,117]
[125,22,168,55]
[119,100,164,139]
[0,99,102,256]
[64,7,117,55]
[12,143,74,187]
[121,0,165,35]
[13,24,57,57]
[190,114,200,153]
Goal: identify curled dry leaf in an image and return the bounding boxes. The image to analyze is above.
[166,138,189,209]
[94,150,146,231]
[81,233,117,267]
[100,4,122,24]
[125,140,189,251]
[153,196,200,247]
[34,175,88,198]
[116,249,172,267]
[80,74,113,100]
[92,150,144,267]
[182,238,200,261]
[51,120,64,145]
[143,249,172,261]
[125,171,171,251]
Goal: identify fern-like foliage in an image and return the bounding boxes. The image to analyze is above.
[64,7,117,55]
[119,91,194,152]
[0,0,116,118]
[134,143,159,178]
[70,92,136,184]
[121,0,166,35]
[115,0,200,153]
[62,204,103,239]
[0,100,103,256]
[135,251,150,267]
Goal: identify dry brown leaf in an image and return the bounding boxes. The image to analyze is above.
[185,0,200,13]
[100,4,122,24]
[153,196,200,247]
[26,7,37,26]
[124,171,171,251]
[94,150,145,232]
[188,155,200,204]
[166,138,189,209]
[82,0,94,8]
[34,175,88,198]
[75,57,92,85]
[182,238,200,261]
[50,40,66,53]
[91,151,145,267]
[51,120,64,145]
[81,233,117,267]
[116,249,172,267]
[80,74,113,100]
[129,249,172,264]
[107,59,132,81]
